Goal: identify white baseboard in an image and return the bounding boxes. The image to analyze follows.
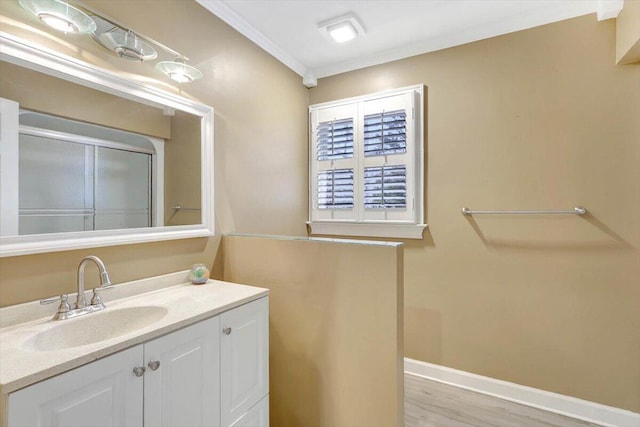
[404,358,640,427]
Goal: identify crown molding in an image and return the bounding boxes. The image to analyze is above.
[196,0,602,80]
[597,0,624,20]
[195,0,307,77]
[311,3,599,78]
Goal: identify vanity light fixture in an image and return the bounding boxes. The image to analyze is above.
[155,58,203,83]
[18,0,97,34]
[19,0,203,83]
[318,13,365,44]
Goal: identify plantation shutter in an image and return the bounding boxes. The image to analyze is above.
[363,165,407,209]
[363,110,407,157]
[317,118,354,161]
[310,103,357,221]
[317,168,354,209]
[360,92,416,222]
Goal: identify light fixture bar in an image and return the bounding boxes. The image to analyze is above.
[70,0,187,60]
[93,21,158,62]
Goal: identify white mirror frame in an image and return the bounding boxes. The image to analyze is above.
[0,32,214,257]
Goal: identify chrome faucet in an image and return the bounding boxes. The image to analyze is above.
[76,255,112,309]
[40,255,113,320]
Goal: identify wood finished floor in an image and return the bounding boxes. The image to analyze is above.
[405,373,604,427]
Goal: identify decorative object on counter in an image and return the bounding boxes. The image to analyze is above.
[189,264,210,285]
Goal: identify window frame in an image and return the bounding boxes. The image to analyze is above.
[307,84,427,239]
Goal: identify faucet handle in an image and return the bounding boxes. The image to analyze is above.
[40,294,66,305]
[40,294,71,320]
[90,285,112,307]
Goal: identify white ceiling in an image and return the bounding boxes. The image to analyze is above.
[195,0,622,81]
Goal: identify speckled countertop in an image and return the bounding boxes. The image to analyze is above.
[0,271,269,395]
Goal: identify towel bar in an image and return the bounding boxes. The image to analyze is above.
[461,207,587,216]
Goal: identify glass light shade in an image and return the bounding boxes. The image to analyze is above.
[155,60,203,83]
[19,0,96,34]
[98,32,157,61]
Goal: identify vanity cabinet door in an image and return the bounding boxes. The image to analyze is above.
[143,315,220,427]
[8,345,143,427]
[220,297,269,427]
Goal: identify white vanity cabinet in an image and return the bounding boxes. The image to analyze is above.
[8,345,144,426]
[143,315,220,427]
[220,296,269,427]
[7,297,269,427]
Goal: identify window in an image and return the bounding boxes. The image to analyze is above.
[308,85,426,239]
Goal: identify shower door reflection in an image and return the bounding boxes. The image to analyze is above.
[15,112,155,236]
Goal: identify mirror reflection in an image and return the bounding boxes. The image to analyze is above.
[0,60,202,237]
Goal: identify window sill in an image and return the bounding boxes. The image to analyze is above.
[306,221,427,239]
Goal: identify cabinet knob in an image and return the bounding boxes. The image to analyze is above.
[223,327,232,335]
[148,360,160,371]
[133,366,146,377]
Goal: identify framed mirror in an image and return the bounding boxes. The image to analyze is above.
[0,32,214,257]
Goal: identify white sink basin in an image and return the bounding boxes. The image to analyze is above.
[23,306,168,352]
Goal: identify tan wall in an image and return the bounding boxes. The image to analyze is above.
[165,111,202,226]
[223,235,404,427]
[616,0,640,64]
[310,15,640,411]
[0,0,308,305]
